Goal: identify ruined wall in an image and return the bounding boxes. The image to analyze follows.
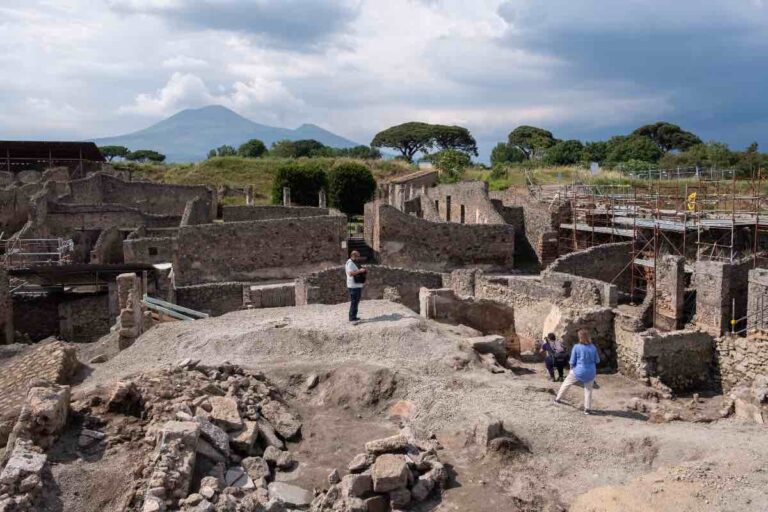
[715,334,768,392]
[747,268,768,333]
[419,288,516,339]
[180,197,214,226]
[222,205,330,223]
[174,213,347,286]
[368,203,514,272]
[616,328,714,391]
[419,181,507,224]
[243,283,296,309]
[12,295,59,342]
[58,293,112,343]
[90,227,124,264]
[0,268,12,344]
[123,235,176,264]
[64,173,215,218]
[0,183,42,236]
[295,265,444,312]
[694,258,751,335]
[654,255,685,330]
[546,241,633,292]
[175,282,249,316]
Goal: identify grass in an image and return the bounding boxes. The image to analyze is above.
[115,157,416,205]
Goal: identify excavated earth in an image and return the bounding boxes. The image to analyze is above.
[26,301,768,510]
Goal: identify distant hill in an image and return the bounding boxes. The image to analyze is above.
[91,105,359,162]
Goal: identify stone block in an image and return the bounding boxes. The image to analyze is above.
[268,482,313,508]
[260,400,301,440]
[341,473,372,498]
[371,454,409,493]
[229,420,258,453]
[194,415,231,458]
[365,434,411,455]
[208,396,242,432]
[467,413,504,448]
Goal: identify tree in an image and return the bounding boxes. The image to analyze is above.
[544,139,584,166]
[217,145,237,157]
[207,149,217,159]
[606,135,662,164]
[429,149,471,183]
[327,162,377,215]
[335,145,382,160]
[431,125,478,156]
[582,141,609,164]
[237,139,267,158]
[632,122,702,153]
[99,145,129,162]
[371,122,436,162]
[270,139,326,158]
[126,149,166,163]
[271,160,329,206]
[507,126,556,160]
[490,142,525,166]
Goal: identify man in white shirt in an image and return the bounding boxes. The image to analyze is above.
[345,251,367,322]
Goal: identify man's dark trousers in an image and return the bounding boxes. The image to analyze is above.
[348,287,362,321]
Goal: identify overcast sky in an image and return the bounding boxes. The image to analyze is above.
[1,0,767,159]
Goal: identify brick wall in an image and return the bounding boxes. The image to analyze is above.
[368,203,514,272]
[58,293,112,343]
[0,340,79,424]
[295,265,444,312]
[694,259,751,335]
[174,213,347,286]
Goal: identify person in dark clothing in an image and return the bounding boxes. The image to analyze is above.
[345,251,367,322]
[540,333,567,382]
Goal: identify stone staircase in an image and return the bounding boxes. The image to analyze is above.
[347,237,375,263]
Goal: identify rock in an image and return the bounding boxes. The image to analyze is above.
[348,453,376,472]
[364,495,388,512]
[260,400,302,440]
[341,473,372,498]
[142,496,163,512]
[410,479,432,501]
[229,420,259,453]
[328,468,340,485]
[461,335,509,363]
[197,438,226,463]
[467,413,504,448]
[305,374,319,391]
[107,381,143,416]
[365,434,411,455]
[18,385,71,449]
[191,500,215,512]
[200,476,221,491]
[263,445,281,465]
[194,415,231,458]
[242,456,271,481]
[389,487,411,508]
[77,429,105,449]
[185,493,204,506]
[208,397,243,431]
[89,354,108,364]
[257,418,285,450]
[268,482,313,508]
[225,466,255,489]
[372,454,409,493]
[275,450,295,470]
[200,486,216,500]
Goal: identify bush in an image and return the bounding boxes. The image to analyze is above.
[430,149,471,183]
[238,139,267,158]
[327,162,377,215]
[490,142,525,166]
[271,160,329,206]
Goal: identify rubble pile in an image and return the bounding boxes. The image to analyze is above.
[311,431,448,511]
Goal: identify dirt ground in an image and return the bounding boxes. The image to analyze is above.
[57,300,768,511]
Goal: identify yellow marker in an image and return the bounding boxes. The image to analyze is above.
[687,192,697,211]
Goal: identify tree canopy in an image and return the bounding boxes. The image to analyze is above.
[271,160,329,206]
[126,149,166,163]
[429,150,472,183]
[237,139,267,158]
[490,142,525,166]
[606,135,662,163]
[507,126,556,159]
[631,122,702,153]
[99,145,129,162]
[327,162,377,215]
[371,122,477,162]
[543,139,584,166]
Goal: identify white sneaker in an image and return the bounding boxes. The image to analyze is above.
[553,398,561,405]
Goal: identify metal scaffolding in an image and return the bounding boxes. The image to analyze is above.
[0,238,74,268]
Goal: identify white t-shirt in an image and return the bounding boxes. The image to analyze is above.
[346,259,363,289]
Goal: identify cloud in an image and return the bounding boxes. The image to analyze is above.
[162,55,209,70]
[107,0,361,51]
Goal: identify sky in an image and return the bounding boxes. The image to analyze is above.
[1,0,767,161]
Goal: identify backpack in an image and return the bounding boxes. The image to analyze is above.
[353,264,367,284]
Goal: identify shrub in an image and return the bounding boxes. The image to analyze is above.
[430,149,471,183]
[237,139,267,158]
[327,162,377,215]
[271,160,329,206]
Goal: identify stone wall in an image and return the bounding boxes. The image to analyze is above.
[243,283,296,309]
[222,205,330,223]
[366,203,515,272]
[418,181,507,224]
[89,227,125,264]
[180,197,214,226]
[13,295,59,342]
[546,241,633,292]
[616,328,715,391]
[174,213,347,286]
[0,183,42,236]
[715,334,768,392]
[123,234,176,264]
[58,293,112,343]
[419,288,516,340]
[295,265,444,312]
[175,282,251,316]
[654,255,685,330]
[0,268,12,344]
[63,173,215,218]
[694,258,752,335]
[747,268,768,333]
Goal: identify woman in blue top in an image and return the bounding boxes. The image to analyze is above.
[554,329,600,415]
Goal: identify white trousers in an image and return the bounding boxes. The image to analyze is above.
[556,371,594,410]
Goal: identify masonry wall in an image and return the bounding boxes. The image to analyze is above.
[222,205,330,222]
[13,295,59,342]
[715,334,768,392]
[58,293,112,343]
[181,197,214,226]
[0,183,42,236]
[368,203,515,272]
[175,282,249,316]
[694,259,751,335]
[616,328,715,391]
[90,227,124,264]
[0,268,12,345]
[546,241,633,292]
[419,181,507,224]
[655,255,685,330]
[64,173,215,218]
[174,213,347,286]
[295,265,444,312]
[747,268,768,332]
[123,235,176,264]
[419,288,516,343]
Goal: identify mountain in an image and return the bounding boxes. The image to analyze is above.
[91,105,359,162]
